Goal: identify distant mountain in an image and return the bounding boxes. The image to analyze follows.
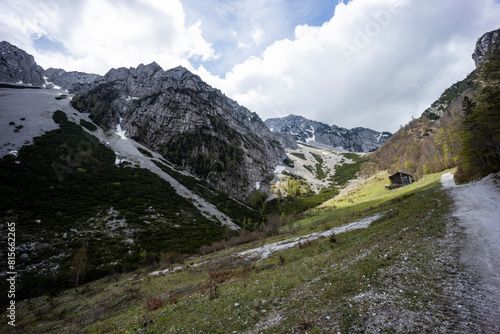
[0,41,45,86]
[265,114,391,152]
[71,63,287,200]
[44,67,101,93]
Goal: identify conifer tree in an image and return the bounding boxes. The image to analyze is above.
[458,46,500,179]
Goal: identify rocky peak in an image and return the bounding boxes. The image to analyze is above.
[44,67,101,92]
[0,41,45,86]
[265,114,391,152]
[71,64,287,200]
[472,28,500,67]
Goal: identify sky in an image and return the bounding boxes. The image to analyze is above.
[1,0,499,132]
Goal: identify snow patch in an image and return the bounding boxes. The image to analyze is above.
[7,150,18,157]
[126,96,139,101]
[116,117,127,139]
[274,165,286,174]
[240,214,382,260]
[255,182,261,190]
[306,133,316,142]
[114,152,125,165]
[149,260,208,276]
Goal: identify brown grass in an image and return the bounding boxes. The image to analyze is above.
[198,230,262,255]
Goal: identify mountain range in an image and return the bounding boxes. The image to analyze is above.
[1,41,289,201]
[265,114,391,152]
[1,26,499,304]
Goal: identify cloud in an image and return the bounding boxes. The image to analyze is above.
[1,0,499,133]
[181,0,336,75]
[0,0,216,74]
[198,0,500,132]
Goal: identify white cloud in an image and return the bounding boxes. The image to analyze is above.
[198,0,500,132]
[0,0,216,74]
[1,0,499,133]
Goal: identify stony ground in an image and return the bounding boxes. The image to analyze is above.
[441,172,500,333]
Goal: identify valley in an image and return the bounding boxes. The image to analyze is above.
[4,168,500,333]
[1,25,500,333]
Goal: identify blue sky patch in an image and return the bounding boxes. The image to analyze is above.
[32,35,69,55]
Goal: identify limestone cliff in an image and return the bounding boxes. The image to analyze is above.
[265,114,391,152]
[0,41,44,86]
[72,63,286,200]
[472,28,500,67]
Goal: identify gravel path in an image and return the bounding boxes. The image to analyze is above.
[441,172,500,332]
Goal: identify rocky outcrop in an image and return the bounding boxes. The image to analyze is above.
[472,28,500,67]
[265,114,391,152]
[0,41,45,86]
[44,67,101,93]
[71,63,287,200]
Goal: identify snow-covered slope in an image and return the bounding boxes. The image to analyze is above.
[0,88,239,229]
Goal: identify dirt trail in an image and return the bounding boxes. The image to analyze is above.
[441,172,500,332]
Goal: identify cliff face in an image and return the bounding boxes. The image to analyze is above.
[0,41,45,86]
[472,28,500,67]
[265,114,391,152]
[72,63,287,200]
[44,67,101,93]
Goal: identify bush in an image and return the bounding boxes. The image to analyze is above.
[146,296,164,311]
[80,119,98,131]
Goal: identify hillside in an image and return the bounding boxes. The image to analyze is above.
[374,71,477,179]
[0,86,279,300]
[5,170,500,333]
[374,27,500,181]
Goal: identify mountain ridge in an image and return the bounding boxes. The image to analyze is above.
[265,114,391,152]
[0,41,45,86]
[70,62,287,200]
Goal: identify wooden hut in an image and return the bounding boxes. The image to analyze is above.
[387,172,414,189]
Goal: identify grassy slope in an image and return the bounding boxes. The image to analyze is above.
[6,171,468,333]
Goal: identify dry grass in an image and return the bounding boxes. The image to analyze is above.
[198,230,262,254]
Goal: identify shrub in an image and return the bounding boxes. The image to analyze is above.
[146,296,164,311]
[160,251,184,265]
[80,119,98,131]
[200,270,234,299]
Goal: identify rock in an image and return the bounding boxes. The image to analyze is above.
[0,41,45,86]
[472,28,500,68]
[71,63,287,200]
[265,114,391,152]
[44,67,101,93]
